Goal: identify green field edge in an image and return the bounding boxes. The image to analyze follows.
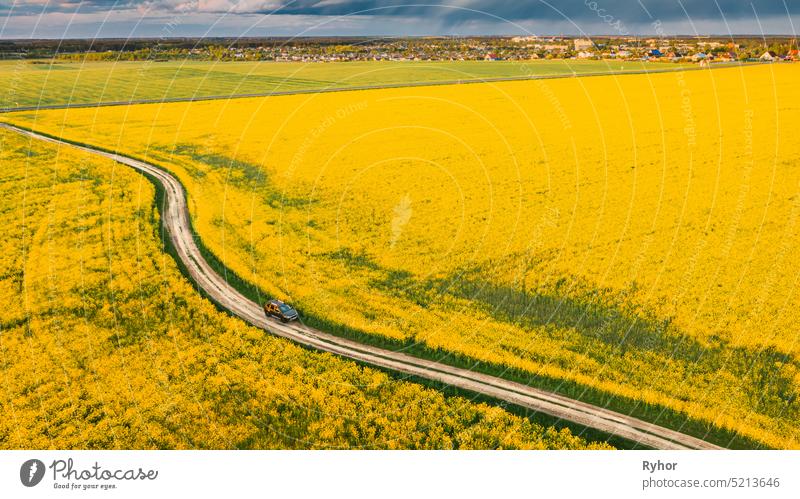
[0,61,761,114]
[0,121,767,451]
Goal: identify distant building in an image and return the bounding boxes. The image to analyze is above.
[574,39,594,51]
[760,51,778,61]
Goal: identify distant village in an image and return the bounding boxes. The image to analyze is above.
[4,36,798,64]
[190,37,800,65]
[130,36,800,65]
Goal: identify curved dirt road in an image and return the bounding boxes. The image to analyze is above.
[1,122,723,450]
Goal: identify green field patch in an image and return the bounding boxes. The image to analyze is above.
[0,59,699,108]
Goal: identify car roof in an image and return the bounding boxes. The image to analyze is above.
[269,299,284,305]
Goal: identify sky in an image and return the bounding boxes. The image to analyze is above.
[0,0,798,39]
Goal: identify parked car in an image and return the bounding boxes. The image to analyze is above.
[263,299,299,322]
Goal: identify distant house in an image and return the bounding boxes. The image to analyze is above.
[649,49,663,58]
[760,51,778,61]
[574,39,594,51]
[786,49,799,61]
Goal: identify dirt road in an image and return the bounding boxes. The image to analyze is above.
[1,122,724,450]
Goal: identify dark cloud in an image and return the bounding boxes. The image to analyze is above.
[5,0,800,18]
[0,0,137,15]
[254,0,799,25]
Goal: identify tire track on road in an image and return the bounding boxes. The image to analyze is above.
[1,122,723,450]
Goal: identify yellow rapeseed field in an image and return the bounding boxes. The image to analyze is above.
[0,128,608,449]
[4,63,799,448]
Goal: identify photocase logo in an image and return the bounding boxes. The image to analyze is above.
[20,459,45,487]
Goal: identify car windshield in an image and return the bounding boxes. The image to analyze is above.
[279,304,293,313]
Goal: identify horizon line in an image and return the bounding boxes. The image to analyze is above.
[1,34,798,41]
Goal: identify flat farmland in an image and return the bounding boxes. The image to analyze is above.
[0,59,694,109]
[0,127,608,449]
[4,63,799,448]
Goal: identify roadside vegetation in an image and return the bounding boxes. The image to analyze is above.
[3,63,798,449]
[0,128,610,449]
